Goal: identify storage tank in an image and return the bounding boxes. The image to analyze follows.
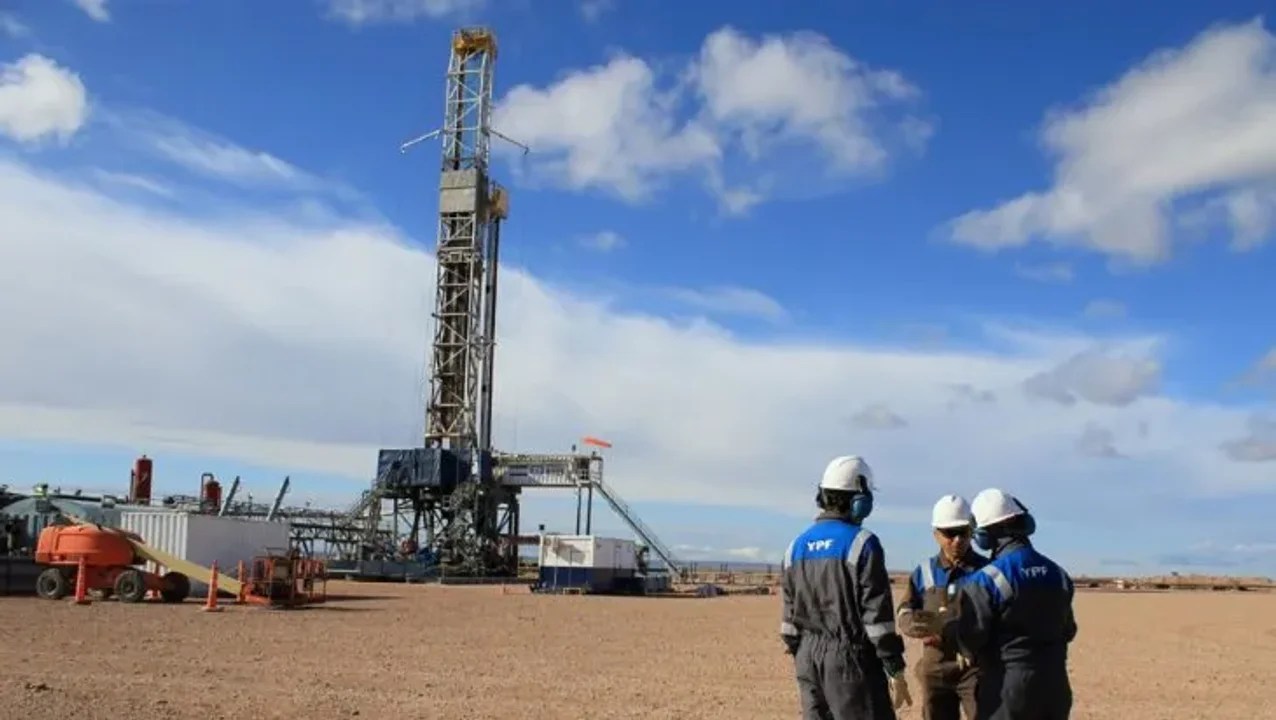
[130,455,153,505]
[200,474,222,512]
[537,534,638,593]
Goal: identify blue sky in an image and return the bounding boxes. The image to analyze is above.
[1,0,1275,577]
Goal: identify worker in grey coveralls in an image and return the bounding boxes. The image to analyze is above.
[941,488,1077,720]
[780,455,913,719]
[897,494,989,719]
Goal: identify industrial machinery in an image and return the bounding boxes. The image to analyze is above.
[239,550,327,608]
[32,524,190,603]
[334,26,687,581]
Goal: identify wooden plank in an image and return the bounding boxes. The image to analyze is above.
[128,538,243,597]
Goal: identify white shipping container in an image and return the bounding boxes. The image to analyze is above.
[119,509,291,597]
[539,534,636,570]
[595,536,637,571]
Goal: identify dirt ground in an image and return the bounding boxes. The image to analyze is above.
[0,581,1270,719]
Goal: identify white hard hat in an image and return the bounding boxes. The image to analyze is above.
[970,488,1027,529]
[819,455,874,493]
[931,494,973,529]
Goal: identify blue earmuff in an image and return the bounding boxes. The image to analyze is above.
[973,528,993,551]
[849,491,873,523]
[1016,498,1037,536]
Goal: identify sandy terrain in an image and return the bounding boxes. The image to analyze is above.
[0,581,1270,719]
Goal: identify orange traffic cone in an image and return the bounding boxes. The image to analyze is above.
[202,561,223,613]
[70,555,90,605]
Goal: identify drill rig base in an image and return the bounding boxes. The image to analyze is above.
[370,447,520,578]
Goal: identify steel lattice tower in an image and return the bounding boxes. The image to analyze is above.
[420,27,513,575]
[427,27,504,454]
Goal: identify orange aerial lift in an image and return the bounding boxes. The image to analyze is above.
[33,524,191,603]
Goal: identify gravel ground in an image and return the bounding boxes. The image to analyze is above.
[0,581,1270,718]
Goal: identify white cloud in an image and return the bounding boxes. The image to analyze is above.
[95,109,359,204]
[1221,415,1276,462]
[946,383,997,409]
[324,0,481,25]
[1238,347,1276,386]
[0,54,89,144]
[579,230,626,252]
[1076,422,1123,458]
[850,404,908,430]
[946,19,1276,264]
[664,285,787,323]
[1014,261,1073,284]
[0,12,30,38]
[493,26,930,212]
[90,169,174,198]
[692,27,924,173]
[71,0,110,22]
[1083,299,1128,319]
[494,55,719,202]
[579,0,614,23]
[145,120,309,187]
[1023,346,1161,407]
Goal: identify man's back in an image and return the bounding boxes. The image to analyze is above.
[781,511,908,719]
[785,516,875,640]
[965,541,1077,666]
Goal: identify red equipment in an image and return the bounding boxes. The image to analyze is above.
[200,473,222,512]
[130,455,153,505]
[33,525,189,603]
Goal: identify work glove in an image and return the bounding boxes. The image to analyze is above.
[888,672,913,710]
[956,653,972,672]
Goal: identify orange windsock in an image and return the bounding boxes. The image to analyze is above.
[581,436,613,448]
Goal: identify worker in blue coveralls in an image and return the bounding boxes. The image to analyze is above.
[941,488,1077,720]
[779,455,913,719]
[896,494,989,719]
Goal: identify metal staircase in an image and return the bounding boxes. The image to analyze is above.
[496,451,684,579]
[588,469,683,579]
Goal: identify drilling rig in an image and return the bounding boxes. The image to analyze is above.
[337,27,685,581]
[369,27,513,577]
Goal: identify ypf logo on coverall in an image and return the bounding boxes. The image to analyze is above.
[807,539,835,552]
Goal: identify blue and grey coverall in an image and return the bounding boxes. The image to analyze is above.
[781,511,907,720]
[897,549,989,719]
[944,537,1077,720]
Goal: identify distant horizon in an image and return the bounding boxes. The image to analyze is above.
[3,471,1274,582]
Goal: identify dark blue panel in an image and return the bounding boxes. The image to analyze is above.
[375,448,467,489]
[537,566,640,594]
